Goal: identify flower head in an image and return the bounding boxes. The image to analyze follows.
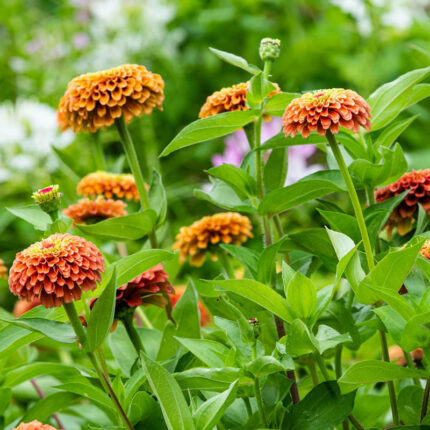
[259,38,281,61]
[13,421,60,430]
[57,64,164,133]
[173,212,253,266]
[116,264,174,309]
[199,82,281,119]
[63,197,127,225]
[420,240,430,260]
[13,298,41,317]
[0,259,7,279]
[32,185,62,214]
[376,169,430,236]
[77,171,139,201]
[170,286,210,326]
[9,233,104,308]
[389,345,423,366]
[283,89,371,138]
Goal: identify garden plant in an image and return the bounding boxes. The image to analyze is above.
[3,34,430,430]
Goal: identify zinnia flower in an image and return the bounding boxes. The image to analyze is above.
[13,421,59,430]
[376,170,430,236]
[389,345,424,366]
[57,64,164,133]
[420,240,430,260]
[9,233,105,308]
[170,286,210,326]
[173,212,253,266]
[77,171,139,201]
[0,258,7,279]
[199,82,281,119]
[13,298,41,317]
[116,264,174,308]
[282,89,371,138]
[63,197,127,225]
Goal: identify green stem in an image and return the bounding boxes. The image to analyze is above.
[403,348,421,386]
[252,343,268,427]
[308,359,319,386]
[273,214,290,264]
[121,312,146,355]
[335,345,343,379]
[217,250,236,279]
[314,351,330,381]
[115,115,158,248]
[421,379,430,421]
[63,302,134,430]
[92,132,106,170]
[243,397,253,418]
[136,306,154,329]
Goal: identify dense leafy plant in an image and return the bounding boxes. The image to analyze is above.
[2,37,430,430]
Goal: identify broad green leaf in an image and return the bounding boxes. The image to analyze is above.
[369,66,430,130]
[175,338,229,368]
[172,281,201,339]
[374,306,406,346]
[140,352,196,430]
[209,47,260,74]
[206,164,256,199]
[257,235,289,285]
[160,111,259,157]
[284,319,318,357]
[77,210,156,240]
[374,115,418,151]
[401,312,430,351]
[404,83,430,111]
[285,272,317,321]
[336,131,367,160]
[86,267,117,352]
[208,279,294,323]
[7,205,52,231]
[55,382,113,410]
[220,244,259,279]
[246,72,276,108]
[128,391,158,426]
[285,381,355,430]
[318,209,360,244]
[193,380,238,430]
[260,132,325,150]
[149,168,168,225]
[398,385,424,426]
[315,325,351,353]
[245,356,291,377]
[0,388,11,415]
[264,147,288,191]
[339,360,429,393]
[263,92,302,117]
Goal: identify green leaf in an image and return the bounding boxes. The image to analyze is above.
[206,164,256,199]
[0,388,11,415]
[369,66,430,130]
[318,209,360,244]
[220,244,259,279]
[259,170,345,215]
[149,168,168,225]
[374,115,418,151]
[257,235,289,285]
[193,380,238,430]
[339,360,429,393]
[209,47,260,74]
[336,131,367,160]
[86,267,117,352]
[285,381,355,430]
[315,325,352,353]
[55,381,113,410]
[208,279,294,323]
[246,72,276,108]
[160,111,259,157]
[398,385,424,426]
[374,306,406,346]
[285,319,318,357]
[127,391,158,426]
[404,83,430,111]
[140,352,196,430]
[175,338,229,368]
[172,281,201,339]
[263,92,302,117]
[264,147,288,191]
[245,356,291,377]
[285,272,317,321]
[76,210,156,240]
[7,205,52,231]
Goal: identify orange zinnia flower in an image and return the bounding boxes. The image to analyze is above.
[57,64,164,133]
[376,170,430,236]
[77,171,139,201]
[170,286,211,326]
[420,240,430,260]
[13,298,41,317]
[13,421,59,430]
[63,197,127,225]
[0,258,7,279]
[173,212,253,266]
[116,264,174,308]
[199,82,281,118]
[389,345,424,366]
[9,233,105,308]
[283,89,371,138]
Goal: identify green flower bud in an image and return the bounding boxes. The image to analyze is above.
[32,185,62,215]
[259,38,281,62]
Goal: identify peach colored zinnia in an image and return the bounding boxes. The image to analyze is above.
[63,197,127,225]
[173,212,253,266]
[376,169,430,236]
[13,421,59,430]
[57,64,164,133]
[283,89,371,138]
[9,233,104,308]
[199,82,281,119]
[77,171,139,201]
[13,298,41,317]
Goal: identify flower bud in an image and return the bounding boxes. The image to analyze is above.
[259,38,281,62]
[248,318,261,339]
[32,185,62,216]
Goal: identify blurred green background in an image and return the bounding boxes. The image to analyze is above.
[1,0,430,267]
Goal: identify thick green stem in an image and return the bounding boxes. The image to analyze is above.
[217,250,236,279]
[136,306,154,329]
[421,379,430,421]
[243,397,253,418]
[252,343,268,427]
[115,115,157,248]
[335,345,343,379]
[308,359,319,386]
[121,312,146,355]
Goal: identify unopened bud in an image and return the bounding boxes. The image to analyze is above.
[32,185,62,215]
[248,318,261,338]
[259,38,281,62]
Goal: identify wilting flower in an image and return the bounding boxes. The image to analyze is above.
[199,82,281,119]
[13,421,59,430]
[77,171,139,201]
[376,169,430,236]
[389,345,424,366]
[13,298,41,317]
[57,64,164,133]
[9,233,105,308]
[63,197,127,225]
[0,258,7,279]
[173,212,253,266]
[283,89,371,138]
[116,264,174,308]
[170,286,210,326]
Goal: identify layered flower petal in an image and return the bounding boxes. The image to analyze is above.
[13,421,60,430]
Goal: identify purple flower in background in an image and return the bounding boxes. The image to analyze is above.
[73,33,90,49]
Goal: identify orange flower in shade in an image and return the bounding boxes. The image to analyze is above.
[0,258,7,279]
[199,82,281,118]
[376,169,430,236]
[63,197,127,225]
[116,264,174,308]
[282,89,371,138]
[389,345,424,366]
[173,212,253,266]
[77,171,139,201]
[13,298,41,317]
[421,240,430,260]
[13,421,59,430]
[170,286,211,326]
[57,64,164,133]
[9,233,105,308]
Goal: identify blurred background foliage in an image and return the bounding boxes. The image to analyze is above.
[1,0,430,269]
